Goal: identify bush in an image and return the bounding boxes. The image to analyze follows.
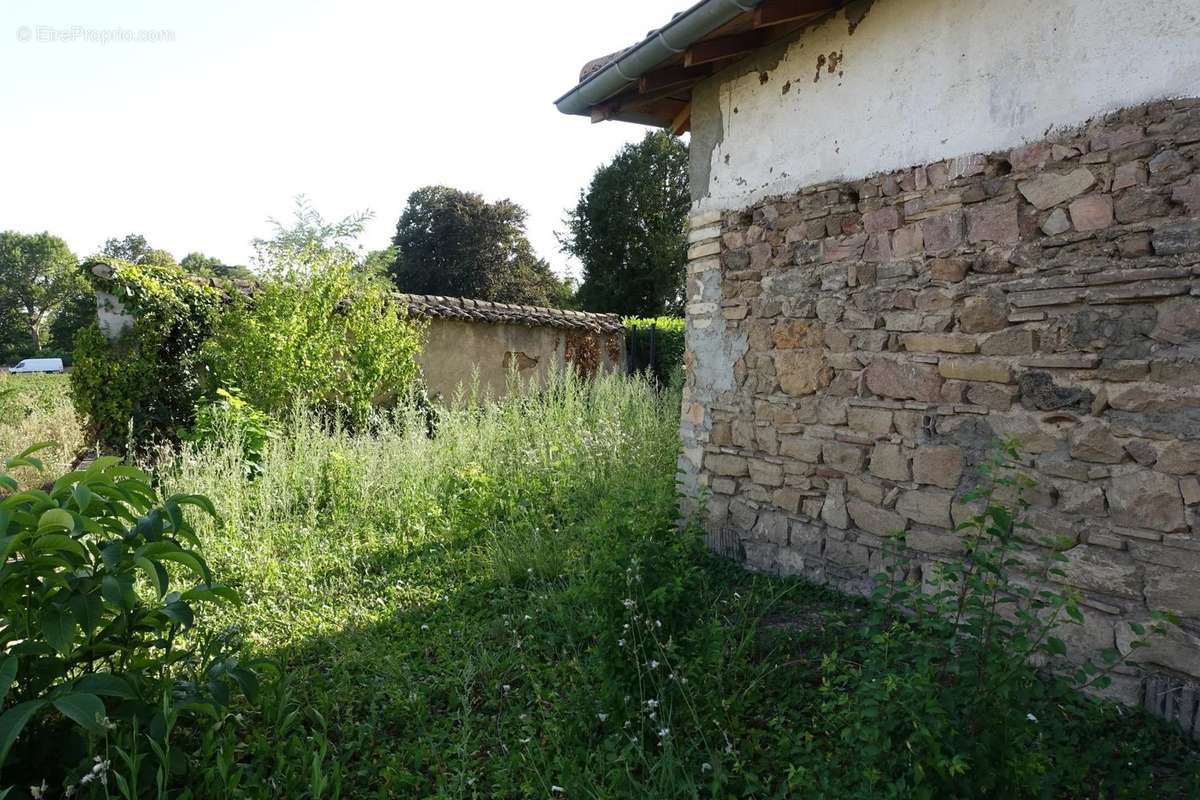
[71,257,222,451]
[72,242,426,452]
[203,249,424,428]
[623,316,684,387]
[184,388,278,479]
[0,444,264,797]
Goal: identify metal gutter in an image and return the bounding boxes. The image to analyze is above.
[554,0,767,117]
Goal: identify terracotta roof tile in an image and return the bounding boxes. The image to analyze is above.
[396,293,622,333]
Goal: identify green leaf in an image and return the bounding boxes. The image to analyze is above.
[74,673,138,700]
[136,556,169,596]
[32,533,84,558]
[72,484,94,513]
[42,604,76,655]
[173,494,217,519]
[70,591,103,638]
[52,692,107,734]
[0,656,17,705]
[0,700,47,767]
[161,599,195,628]
[37,508,75,533]
[83,456,123,477]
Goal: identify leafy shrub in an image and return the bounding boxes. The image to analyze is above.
[203,248,424,428]
[0,444,264,797]
[623,316,684,387]
[185,388,278,479]
[71,257,222,451]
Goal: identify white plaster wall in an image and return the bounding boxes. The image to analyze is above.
[695,0,1200,211]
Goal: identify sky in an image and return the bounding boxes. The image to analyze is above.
[0,0,683,278]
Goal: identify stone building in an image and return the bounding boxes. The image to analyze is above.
[556,0,1200,729]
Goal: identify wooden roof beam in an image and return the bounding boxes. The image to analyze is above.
[638,63,713,94]
[683,30,765,68]
[752,0,840,28]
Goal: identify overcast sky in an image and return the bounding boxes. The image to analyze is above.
[0,0,683,277]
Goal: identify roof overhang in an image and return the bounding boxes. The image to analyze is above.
[554,0,849,133]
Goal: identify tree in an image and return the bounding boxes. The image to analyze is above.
[181,252,253,280]
[0,231,83,352]
[102,233,153,264]
[389,186,571,307]
[559,131,690,317]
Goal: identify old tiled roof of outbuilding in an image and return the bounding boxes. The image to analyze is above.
[88,262,622,334]
[396,294,623,333]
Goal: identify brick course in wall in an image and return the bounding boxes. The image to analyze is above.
[679,98,1200,734]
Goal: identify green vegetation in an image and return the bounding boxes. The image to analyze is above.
[0,231,87,361]
[71,206,425,452]
[0,447,259,797]
[560,131,690,316]
[389,186,575,308]
[624,316,685,386]
[0,374,85,487]
[71,257,224,450]
[2,374,1197,798]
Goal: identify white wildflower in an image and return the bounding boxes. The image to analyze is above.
[645,698,659,709]
[30,780,48,799]
[617,638,626,647]
[551,785,565,794]
[658,727,670,738]
[597,713,608,721]
[420,624,429,631]
[622,599,635,609]
[701,762,712,772]
[649,660,659,669]
[1026,712,1038,723]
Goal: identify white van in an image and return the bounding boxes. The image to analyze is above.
[8,358,64,374]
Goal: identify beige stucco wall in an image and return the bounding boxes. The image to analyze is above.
[418,318,625,402]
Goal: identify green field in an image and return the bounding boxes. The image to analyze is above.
[0,372,85,484]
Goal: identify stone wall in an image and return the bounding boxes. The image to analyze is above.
[679,98,1200,730]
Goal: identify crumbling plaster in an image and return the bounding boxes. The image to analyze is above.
[690,0,1200,210]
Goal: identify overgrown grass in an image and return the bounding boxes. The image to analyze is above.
[0,372,86,486]
[8,372,1197,797]
[150,371,1200,799]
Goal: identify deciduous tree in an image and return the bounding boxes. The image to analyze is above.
[0,231,83,352]
[559,131,689,316]
[389,186,570,307]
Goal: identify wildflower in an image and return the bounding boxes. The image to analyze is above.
[655,619,662,628]
[622,598,635,609]
[645,698,659,709]
[523,614,532,621]
[420,624,429,631]
[649,660,659,669]
[30,780,48,799]
[658,727,670,738]
[597,713,608,721]
[617,638,626,647]
[551,786,565,794]
[520,737,531,744]
[1026,713,1038,723]
[502,684,511,693]
[701,762,712,773]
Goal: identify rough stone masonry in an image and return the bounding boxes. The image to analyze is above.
[679,98,1200,733]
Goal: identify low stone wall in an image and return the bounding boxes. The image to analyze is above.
[679,98,1200,723]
